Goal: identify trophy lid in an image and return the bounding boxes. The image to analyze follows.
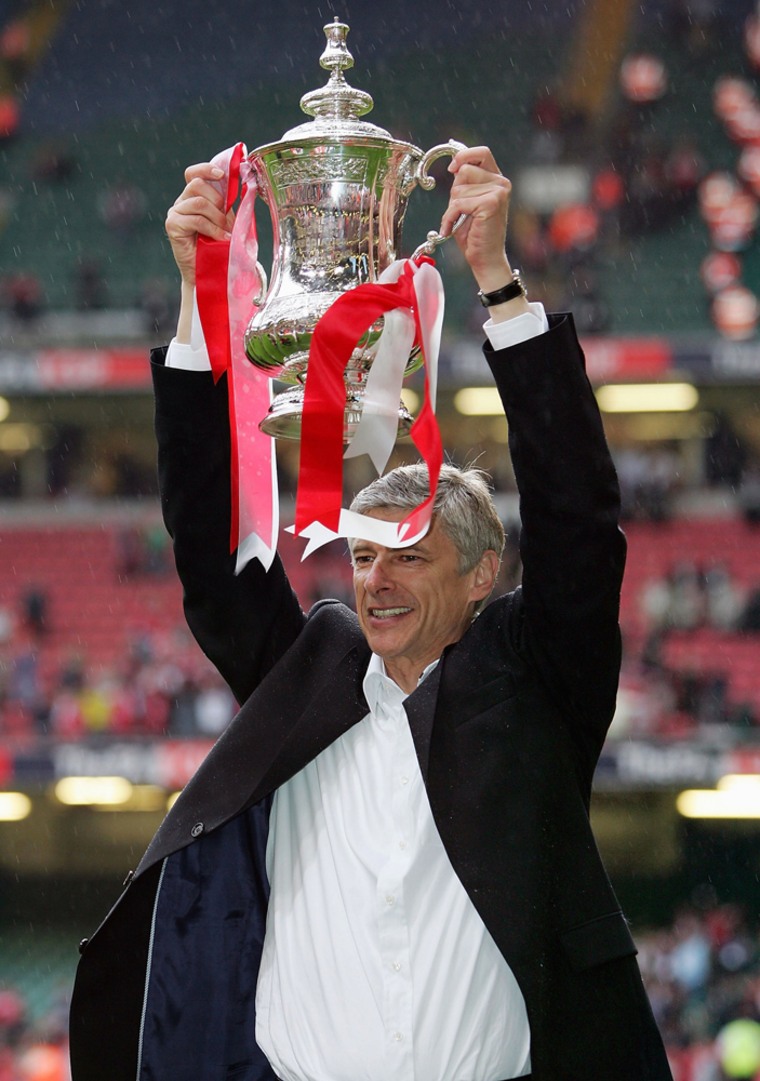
[279,18,393,142]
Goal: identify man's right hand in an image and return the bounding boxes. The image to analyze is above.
[165,163,235,286]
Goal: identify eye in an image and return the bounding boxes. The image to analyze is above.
[353,553,374,566]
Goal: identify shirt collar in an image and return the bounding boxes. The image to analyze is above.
[362,653,439,715]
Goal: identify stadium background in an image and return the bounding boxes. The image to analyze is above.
[1,0,760,1077]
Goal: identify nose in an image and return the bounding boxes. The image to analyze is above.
[364,555,393,593]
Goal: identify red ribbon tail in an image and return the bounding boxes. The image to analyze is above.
[294,277,417,535]
[196,236,232,383]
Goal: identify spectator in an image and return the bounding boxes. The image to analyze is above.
[669,562,706,631]
[704,562,743,631]
[194,672,236,736]
[738,461,760,525]
[97,178,146,237]
[139,278,178,339]
[705,414,747,489]
[547,201,600,266]
[73,258,108,311]
[737,586,760,633]
[4,273,43,321]
[22,588,48,638]
[0,93,19,141]
[528,85,565,163]
[30,143,78,185]
[664,136,706,217]
[557,268,612,334]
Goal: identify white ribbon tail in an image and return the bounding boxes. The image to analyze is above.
[343,307,416,472]
[411,261,444,409]
[286,507,432,560]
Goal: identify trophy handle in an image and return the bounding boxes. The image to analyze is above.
[241,170,269,308]
[252,261,268,308]
[415,139,467,191]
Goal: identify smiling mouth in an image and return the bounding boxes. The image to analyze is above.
[369,606,412,619]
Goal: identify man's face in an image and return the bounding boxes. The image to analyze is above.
[351,509,498,693]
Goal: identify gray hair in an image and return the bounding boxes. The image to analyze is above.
[349,462,506,575]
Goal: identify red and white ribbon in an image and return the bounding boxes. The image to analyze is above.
[195,145,445,569]
[290,256,444,558]
[195,143,279,573]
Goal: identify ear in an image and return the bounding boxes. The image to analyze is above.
[469,550,500,604]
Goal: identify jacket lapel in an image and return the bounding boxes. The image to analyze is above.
[248,644,370,799]
[403,659,443,782]
[138,640,371,873]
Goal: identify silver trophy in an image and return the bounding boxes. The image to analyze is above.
[244,18,464,440]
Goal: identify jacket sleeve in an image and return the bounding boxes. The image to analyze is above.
[152,349,306,705]
[484,314,627,772]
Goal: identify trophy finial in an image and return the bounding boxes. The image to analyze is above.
[319,19,354,75]
[300,18,374,121]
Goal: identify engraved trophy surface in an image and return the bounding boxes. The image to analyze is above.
[244,18,463,440]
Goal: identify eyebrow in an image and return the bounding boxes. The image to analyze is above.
[352,541,431,559]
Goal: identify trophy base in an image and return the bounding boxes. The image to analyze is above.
[258,383,414,443]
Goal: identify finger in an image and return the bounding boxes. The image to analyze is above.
[169,186,229,226]
[440,203,470,237]
[166,212,231,245]
[448,145,501,175]
[441,186,510,236]
[166,199,227,235]
[440,212,472,241]
[166,197,232,243]
[450,168,512,197]
[184,161,225,185]
[175,176,226,210]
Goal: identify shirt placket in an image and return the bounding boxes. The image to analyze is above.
[374,685,416,1079]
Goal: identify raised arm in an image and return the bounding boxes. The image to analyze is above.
[155,164,306,705]
[488,318,626,772]
[443,147,625,770]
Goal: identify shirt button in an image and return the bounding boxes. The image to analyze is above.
[398,840,407,850]
[400,775,409,785]
[392,961,402,972]
[385,894,396,906]
[393,1032,404,1042]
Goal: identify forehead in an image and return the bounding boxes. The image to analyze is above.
[349,509,455,558]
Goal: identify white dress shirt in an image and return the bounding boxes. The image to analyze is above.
[255,655,531,1081]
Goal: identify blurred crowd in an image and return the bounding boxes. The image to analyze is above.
[0,980,69,1081]
[641,561,760,638]
[0,621,236,743]
[1,509,758,745]
[613,553,760,742]
[638,896,760,1081]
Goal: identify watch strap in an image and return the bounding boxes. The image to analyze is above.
[477,270,526,307]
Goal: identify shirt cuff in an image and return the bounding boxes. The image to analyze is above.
[483,301,549,351]
[165,338,212,371]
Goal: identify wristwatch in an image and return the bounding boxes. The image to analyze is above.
[477,269,526,307]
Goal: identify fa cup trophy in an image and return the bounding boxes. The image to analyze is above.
[195,17,463,569]
[242,17,464,440]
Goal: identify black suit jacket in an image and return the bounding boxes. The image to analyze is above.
[69,315,673,1081]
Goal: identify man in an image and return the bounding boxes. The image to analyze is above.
[69,148,673,1081]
